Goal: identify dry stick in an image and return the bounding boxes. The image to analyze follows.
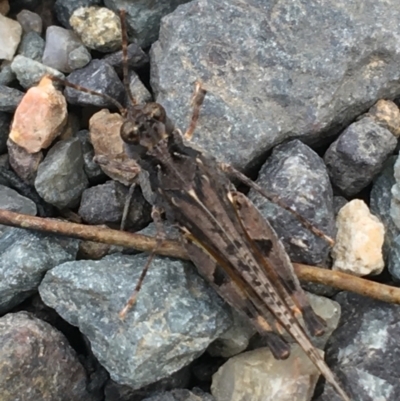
[0,208,399,305]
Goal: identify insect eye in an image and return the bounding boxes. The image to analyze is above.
[120,121,141,144]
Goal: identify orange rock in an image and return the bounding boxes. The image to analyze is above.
[9,76,67,154]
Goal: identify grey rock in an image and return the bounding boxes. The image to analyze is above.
[142,389,215,401]
[64,59,125,108]
[324,117,397,196]
[68,45,92,70]
[248,139,335,265]
[42,26,88,73]
[78,180,151,230]
[0,85,24,113]
[10,55,65,89]
[388,234,400,281]
[16,9,43,34]
[39,253,232,389]
[0,185,37,215]
[151,0,400,169]
[0,227,78,314]
[129,71,152,104]
[370,157,399,264]
[0,112,10,153]
[18,31,45,61]
[333,196,348,216]
[0,312,96,401]
[317,292,400,401]
[0,14,22,61]
[390,156,400,231]
[0,63,16,86]
[75,129,104,181]
[54,0,103,29]
[35,137,89,209]
[103,43,149,73]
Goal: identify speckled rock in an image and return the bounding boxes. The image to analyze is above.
[54,0,102,28]
[17,31,45,61]
[0,312,97,401]
[367,99,400,137]
[39,253,232,389]
[0,184,37,215]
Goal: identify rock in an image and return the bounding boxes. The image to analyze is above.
[333,196,348,216]
[17,31,45,61]
[317,292,400,401]
[0,184,37,215]
[0,112,10,153]
[390,155,400,231]
[103,43,149,73]
[324,116,397,196]
[332,200,385,276]
[0,85,24,112]
[67,45,92,70]
[54,0,103,29]
[9,76,67,153]
[16,9,43,34]
[39,253,232,389]
[388,234,400,282]
[42,25,89,73]
[89,109,139,185]
[248,139,335,266]
[0,227,78,313]
[104,0,191,48]
[78,180,151,230]
[70,6,122,52]
[0,312,96,401]
[0,0,9,15]
[35,137,89,209]
[150,0,400,169]
[129,71,152,104]
[367,99,400,137]
[0,14,22,61]
[11,55,65,89]
[211,346,322,401]
[142,389,214,401]
[0,62,15,85]
[64,59,125,108]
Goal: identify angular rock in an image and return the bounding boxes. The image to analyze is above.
[35,137,89,209]
[332,200,384,276]
[0,62,15,86]
[16,10,42,34]
[0,227,78,313]
[11,55,65,89]
[54,0,103,29]
[0,85,24,112]
[317,292,400,401]
[103,43,149,73]
[0,14,22,61]
[0,184,37,215]
[150,0,400,169]
[129,71,152,104]
[64,59,125,108]
[0,312,96,401]
[324,116,397,196]
[70,6,122,52]
[39,253,232,389]
[248,139,335,266]
[67,45,92,70]
[17,31,45,61]
[368,99,400,137]
[9,76,67,153]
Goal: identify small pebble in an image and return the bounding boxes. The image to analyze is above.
[0,14,22,61]
[0,62,15,85]
[367,99,400,137]
[129,71,152,104]
[67,45,91,70]
[16,9,43,34]
[17,31,45,61]
[70,6,122,52]
[9,76,67,153]
[332,199,385,276]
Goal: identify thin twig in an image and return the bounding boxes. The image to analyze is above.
[0,209,399,305]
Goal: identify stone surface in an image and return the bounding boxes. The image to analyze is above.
[104,0,191,49]
[388,234,400,282]
[211,346,321,401]
[54,0,102,28]
[367,99,400,137]
[248,140,335,266]
[0,62,15,86]
[9,76,67,153]
[34,137,89,209]
[0,184,37,215]
[390,155,400,231]
[317,292,400,401]
[0,227,78,313]
[129,71,152,104]
[0,312,96,401]
[0,14,22,60]
[324,116,397,196]
[11,55,65,89]
[332,200,385,276]
[150,0,400,169]
[64,59,125,108]
[78,180,151,230]
[103,43,149,73]
[0,85,24,112]
[67,45,92,70]
[16,9,43,34]
[0,112,10,154]
[70,6,122,52]
[17,31,45,61]
[39,253,232,389]
[42,25,89,73]
[142,389,214,401]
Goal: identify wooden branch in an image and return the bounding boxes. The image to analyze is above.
[0,208,399,305]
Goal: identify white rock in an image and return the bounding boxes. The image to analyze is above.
[332,199,385,276]
[0,14,22,61]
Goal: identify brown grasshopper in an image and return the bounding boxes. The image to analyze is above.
[52,11,352,401]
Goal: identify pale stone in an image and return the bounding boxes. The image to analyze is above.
[9,76,67,153]
[368,99,400,137]
[332,199,385,276]
[211,345,321,401]
[0,14,22,61]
